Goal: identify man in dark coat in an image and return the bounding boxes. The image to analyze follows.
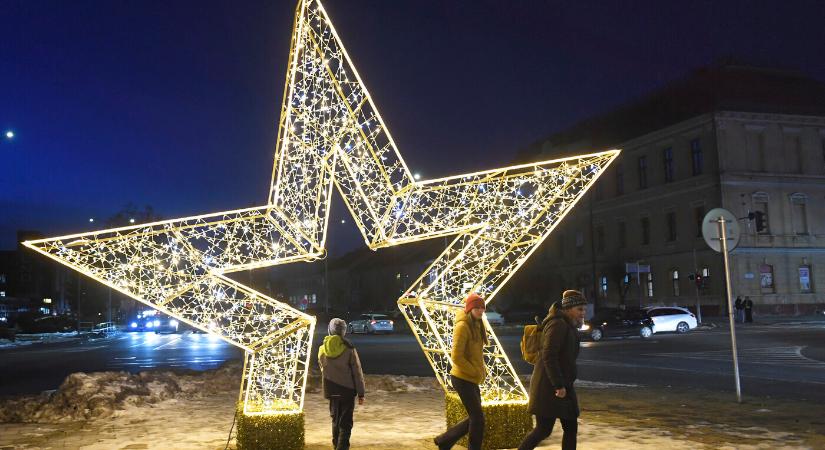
[734,296,744,323]
[743,296,754,323]
[518,290,586,450]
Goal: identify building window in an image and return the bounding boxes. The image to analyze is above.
[0,291,4,298]
[638,156,648,189]
[616,164,624,195]
[595,225,605,254]
[618,220,627,249]
[0,274,5,284]
[641,217,650,245]
[666,211,677,242]
[759,264,774,292]
[790,194,808,235]
[600,275,608,298]
[799,265,812,293]
[646,273,654,298]
[752,192,770,234]
[663,147,674,182]
[694,205,705,237]
[671,269,680,296]
[702,267,710,277]
[691,138,703,175]
[575,231,584,255]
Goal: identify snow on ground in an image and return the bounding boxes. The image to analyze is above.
[0,364,817,449]
[0,332,81,349]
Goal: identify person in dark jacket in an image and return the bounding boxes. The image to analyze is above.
[434,292,488,450]
[734,296,744,323]
[743,296,754,323]
[518,290,587,450]
[318,318,366,450]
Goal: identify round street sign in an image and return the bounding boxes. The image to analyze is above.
[702,208,740,253]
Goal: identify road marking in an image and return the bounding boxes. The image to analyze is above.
[152,336,182,350]
[645,346,825,368]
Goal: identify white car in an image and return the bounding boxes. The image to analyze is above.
[644,306,697,334]
[484,311,505,326]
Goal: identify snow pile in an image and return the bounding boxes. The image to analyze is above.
[0,332,80,349]
[306,368,439,394]
[0,361,242,423]
[365,374,440,393]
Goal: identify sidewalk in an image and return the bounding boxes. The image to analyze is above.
[697,314,825,329]
[1,362,822,449]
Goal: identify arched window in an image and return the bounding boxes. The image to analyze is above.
[751,192,770,234]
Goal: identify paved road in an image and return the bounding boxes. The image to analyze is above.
[2,321,824,403]
[0,332,242,396]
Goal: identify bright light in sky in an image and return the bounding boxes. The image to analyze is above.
[4,131,13,139]
[413,173,421,180]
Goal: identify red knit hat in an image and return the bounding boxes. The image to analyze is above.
[464,292,485,313]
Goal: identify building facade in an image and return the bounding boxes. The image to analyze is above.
[521,65,825,316]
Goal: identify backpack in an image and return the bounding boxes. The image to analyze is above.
[521,323,541,365]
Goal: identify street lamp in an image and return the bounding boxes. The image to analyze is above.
[4,130,13,140]
[413,173,421,181]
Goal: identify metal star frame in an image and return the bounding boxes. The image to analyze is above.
[24,0,619,415]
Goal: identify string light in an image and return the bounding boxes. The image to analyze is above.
[23,0,619,416]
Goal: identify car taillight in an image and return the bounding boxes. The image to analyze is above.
[390,320,394,325]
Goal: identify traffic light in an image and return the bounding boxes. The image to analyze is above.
[694,273,703,288]
[750,211,766,233]
[688,273,695,282]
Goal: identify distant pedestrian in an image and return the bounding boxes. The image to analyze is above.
[434,292,488,450]
[734,296,744,323]
[743,296,754,323]
[319,318,366,450]
[518,290,586,450]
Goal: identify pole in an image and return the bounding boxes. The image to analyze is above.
[692,248,702,324]
[718,216,742,403]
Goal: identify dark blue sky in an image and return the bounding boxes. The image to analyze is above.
[3,0,825,252]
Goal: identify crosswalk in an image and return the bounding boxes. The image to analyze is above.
[646,346,825,368]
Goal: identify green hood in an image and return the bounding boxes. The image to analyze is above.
[320,335,348,358]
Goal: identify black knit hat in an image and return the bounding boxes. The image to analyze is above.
[561,290,587,309]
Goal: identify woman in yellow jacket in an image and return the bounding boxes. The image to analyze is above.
[434,292,487,450]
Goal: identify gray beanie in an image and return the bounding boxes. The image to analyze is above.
[561,290,588,309]
[328,318,347,336]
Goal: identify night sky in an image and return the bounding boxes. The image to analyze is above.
[3,0,825,253]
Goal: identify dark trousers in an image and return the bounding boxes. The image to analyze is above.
[329,395,355,450]
[745,309,753,323]
[435,376,484,450]
[518,415,578,450]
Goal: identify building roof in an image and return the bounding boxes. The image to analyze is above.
[517,64,825,160]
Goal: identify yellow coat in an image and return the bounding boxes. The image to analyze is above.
[449,309,487,385]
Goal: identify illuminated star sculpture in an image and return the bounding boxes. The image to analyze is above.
[24,0,619,415]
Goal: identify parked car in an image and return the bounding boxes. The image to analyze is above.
[579,309,654,341]
[484,311,505,326]
[348,313,394,334]
[644,306,697,334]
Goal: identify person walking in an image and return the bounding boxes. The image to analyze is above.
[318,318,366,450]
[434,292,488,450]
[743,296,754,323]
[518,290,587,450]
[734,296,744,323]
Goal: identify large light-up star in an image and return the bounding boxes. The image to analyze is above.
[24,0,619,415]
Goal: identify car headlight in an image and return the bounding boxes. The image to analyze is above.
[579,324,590,331]
[146,322,153,328]
[153,320,161,327]
[170,320,179,327]
[130,322,138,328]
